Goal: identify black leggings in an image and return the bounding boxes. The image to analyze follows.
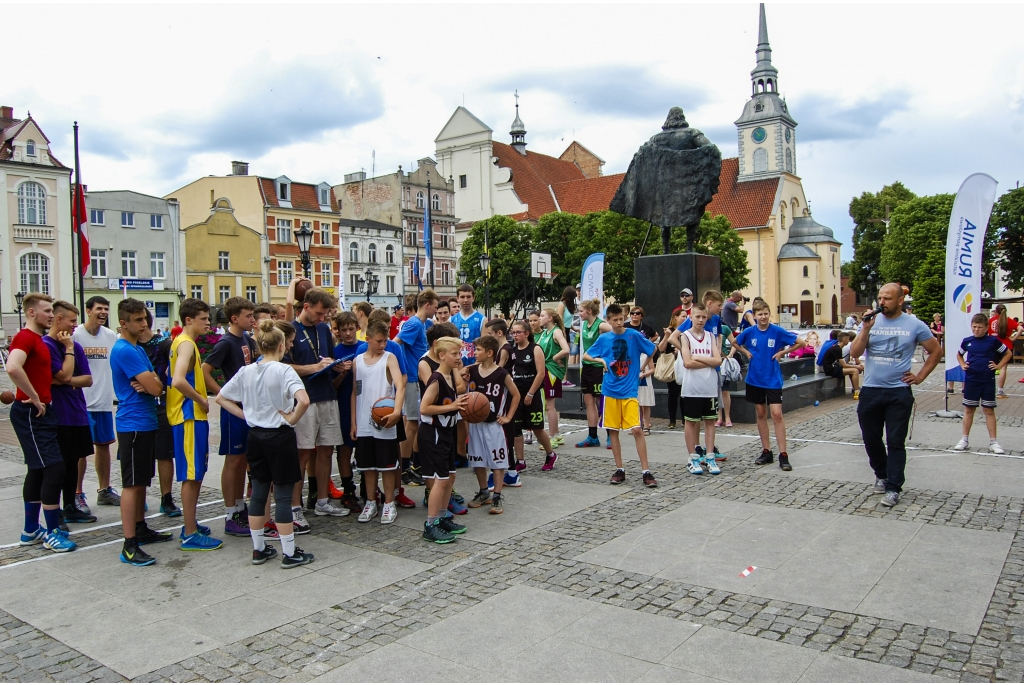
[62,449,80,511]
[24,463,66,506]
[666,381,682,423]
[248,478,294,524]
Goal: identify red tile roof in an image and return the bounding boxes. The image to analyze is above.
[545,157,780,230]
[491,141,585,220]
[706,158,780,229]
[551,173,625,215]
[259,178,338,213]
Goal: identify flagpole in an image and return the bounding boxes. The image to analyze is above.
[73,122,85,313]
[69,166,78,309]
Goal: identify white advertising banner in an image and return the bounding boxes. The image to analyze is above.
[945,173,999,379]
[338,240,346,310]
[580,253,604,305]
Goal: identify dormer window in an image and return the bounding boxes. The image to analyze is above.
[279,182,289,200]
[274,176,293,208]
[26,140,36,156]
[320,188,329,205]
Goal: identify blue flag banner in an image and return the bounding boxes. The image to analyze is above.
[423,204,433,265]
[413,245,423,291]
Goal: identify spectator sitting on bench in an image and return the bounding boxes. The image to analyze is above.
[822,331,861,400]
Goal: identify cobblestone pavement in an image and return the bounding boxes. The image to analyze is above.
[0,366,1023,681]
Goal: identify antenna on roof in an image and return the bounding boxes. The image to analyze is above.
[372,150,375,177]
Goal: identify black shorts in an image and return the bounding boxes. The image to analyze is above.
[683,396,719,422]
[10,402,62,470]
[581,365,604,396]
[417,423,457,480]
[355,436,401,471]
[745,384,783,406]
[827,365,845,381]
[247,426,302,485]
[117,430,156,488]
[514,390,545,430]
[56,424,94,463]
[963,378,997,408]
[154,405,174,461]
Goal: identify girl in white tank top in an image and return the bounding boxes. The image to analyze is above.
[355,350,398,439]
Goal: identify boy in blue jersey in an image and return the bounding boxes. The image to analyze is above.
[955,313,1012,453]
[584,304,659,488]
[394,289,437,495]
[732,299,806,471]
[451,284,484,468]
[332,311,360,511]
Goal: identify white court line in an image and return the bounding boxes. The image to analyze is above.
[0,515,224,571]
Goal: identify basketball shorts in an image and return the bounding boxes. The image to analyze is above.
[581,365,604,396]
[117,429,156,488]
[294,400,342,449]
[417,423,457,480]
[543,372,563,399]
[514,391,545,431]
[963,379,997,408]
[88,411,115,446]
[155,404,174,461]
[219,409,250,456]
[683,396,719,422]
[12,403,62,469]
[745,384,783,406]
[172,419,210,482]
[600,397,641,432]
[354,436,401,471]
[468,421,510,470]
[247,426,302,485]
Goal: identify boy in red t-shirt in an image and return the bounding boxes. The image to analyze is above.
[6,293,77,553]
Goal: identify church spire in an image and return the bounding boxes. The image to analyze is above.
[750,3,779,97]
[510,90,527,155]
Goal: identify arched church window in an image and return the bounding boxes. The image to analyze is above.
[785,148,793,173]
[753,148,768,174]
[802,267,809,278]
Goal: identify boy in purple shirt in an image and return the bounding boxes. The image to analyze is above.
[43,301,97,525]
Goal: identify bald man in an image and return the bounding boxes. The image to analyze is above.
[849,283,942,508]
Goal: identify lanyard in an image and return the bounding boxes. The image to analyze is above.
[301,324,319,358]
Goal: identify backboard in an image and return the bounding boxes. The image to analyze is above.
[530,252,552,278]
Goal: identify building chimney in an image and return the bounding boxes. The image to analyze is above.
[0,106,13,119]
[231,161,249,176]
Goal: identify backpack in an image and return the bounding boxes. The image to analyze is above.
[721,356,741,383]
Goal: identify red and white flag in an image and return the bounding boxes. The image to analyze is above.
[72,183,90,275]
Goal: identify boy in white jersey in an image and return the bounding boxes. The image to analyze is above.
[350,319,406,524]
[677,303,723,475]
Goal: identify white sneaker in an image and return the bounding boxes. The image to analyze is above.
[380,502,397,524]
[990,441,1006,455]
[357,500,378,523]
[292,507,309,526]
[687,456,704,475]
[315,501,350,517]
[953,437,969,451]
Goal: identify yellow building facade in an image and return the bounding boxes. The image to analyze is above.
[182,199,262,305]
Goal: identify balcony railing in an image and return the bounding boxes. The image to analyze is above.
[13,225,55,243]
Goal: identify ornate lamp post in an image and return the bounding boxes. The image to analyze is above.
[478,252,491,320]
[14,292,24,330]
[296,225,313,278]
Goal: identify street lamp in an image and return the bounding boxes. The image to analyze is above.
[364,268,379,297]
[296,225,313,278]
[458,270,467,285]
[478,252,491,319]
[14,292,24,330]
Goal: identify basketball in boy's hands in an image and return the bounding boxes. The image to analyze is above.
[294,279,313,303]
[460,392,490,423]
[371,397,396,427]
[0,391,14,405]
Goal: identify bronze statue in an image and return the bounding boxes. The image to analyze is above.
[610,107,722,254]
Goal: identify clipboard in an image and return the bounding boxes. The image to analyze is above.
[308,354,356,381]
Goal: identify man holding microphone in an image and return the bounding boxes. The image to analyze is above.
[849,283,942,508]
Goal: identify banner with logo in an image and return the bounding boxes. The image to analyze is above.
[337,240,346,310]
[945,173,999,380]
[580,253,604,306]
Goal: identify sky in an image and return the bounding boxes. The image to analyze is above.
[7,3,1024,255]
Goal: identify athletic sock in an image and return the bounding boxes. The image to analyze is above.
[589,427,598,440]
[341,476,354,492]
[235,498,245,510]
[427,517,440,526]
[307,477,317,498]
[123,537,137,550]
[316,498,328,508]
[250,528,265,552]
[225,506,236,521]
[281,532,296,557]
[401,457,411,472]
[42,507,60,533]
[24,502,40,534]
[411,451,420,468]
[161,492,174,505]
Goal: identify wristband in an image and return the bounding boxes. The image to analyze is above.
[65,352,75,356]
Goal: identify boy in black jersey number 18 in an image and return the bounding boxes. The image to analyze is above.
[465,336,520,514]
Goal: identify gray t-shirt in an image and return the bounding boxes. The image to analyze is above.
[862,313,934,388]
[722,300,740,329]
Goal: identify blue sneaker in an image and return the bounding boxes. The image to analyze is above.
[179,523,212,539]
[487,473,494,491]
[19,526,46,546]
[180,531,223,551]
[503,471,523,488]
[451,491,466,506]
[575,436,601,448]
[606,435,612,449]
[120,544,156,567]
[43,529,77,553]
[448,495,468,515]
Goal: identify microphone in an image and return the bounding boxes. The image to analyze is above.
[862,306,884,322]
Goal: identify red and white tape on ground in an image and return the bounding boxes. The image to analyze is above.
[739,566,757,578]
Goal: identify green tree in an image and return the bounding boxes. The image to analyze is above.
[993,187,1024,290]
[910,248,946,323]
[849,182,916,291]
[666,212,751,293]
[459,215,533,316]
[880,194,955,286]
[532,212,584,299]
[567,211,658,303]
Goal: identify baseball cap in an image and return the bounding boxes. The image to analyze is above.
[680,288,693,296]
[575,283,581,289]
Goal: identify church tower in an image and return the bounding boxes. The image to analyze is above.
[735,3,798,181]
[510,90,527,155]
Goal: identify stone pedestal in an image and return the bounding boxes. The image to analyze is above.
[634,253,721,328]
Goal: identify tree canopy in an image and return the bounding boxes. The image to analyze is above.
[667,212,751,293]
[458,215,532,316]
[848,181,916,291]
[993,187,1024,291]
[879,194,955,287]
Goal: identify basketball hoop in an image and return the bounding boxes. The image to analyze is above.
[539,273,557,286]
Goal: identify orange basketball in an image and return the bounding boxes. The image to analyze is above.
[0,391,14,405]
[460,392,491,423]
[371,397,396,427]
[295,279,314,303]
